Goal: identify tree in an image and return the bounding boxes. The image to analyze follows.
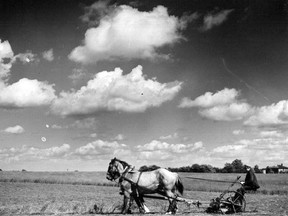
[254,165,261,173]
[223,163,233,173]
[231,159,245,173]
[191,164,201,172]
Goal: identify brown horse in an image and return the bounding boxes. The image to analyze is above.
[106,158,184,214]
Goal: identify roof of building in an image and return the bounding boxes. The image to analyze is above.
[277,164,288,169]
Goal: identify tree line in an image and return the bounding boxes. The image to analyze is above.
[139,159,262,173]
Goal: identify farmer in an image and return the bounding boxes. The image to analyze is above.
[242,166,260,191]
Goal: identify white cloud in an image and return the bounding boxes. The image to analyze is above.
[51,124,63,129]
[0,144,71,162]
[159,132,178,140]
[244,100,288,127]
[259,130,284,138]
[89,133,98,138]
[0,40,56,109]
[74,140,129,159]
[1,40,38,80]
[136,140,203,160]
[0,40,14,79]
[179,88,239,108]
[0,78,56,108]
[179,88,254,121]
[51,65,182,116]
[70,118,98,129]
[42,49,54,61]
[114,134,125,141]
[210,137,288,166]
[69,4,190,63]
[202,9,233,31]
[233,129,244,135]
[13,51,38,64]
[68,68,90,84]
[2,125,25,134]
[199,102,253,121]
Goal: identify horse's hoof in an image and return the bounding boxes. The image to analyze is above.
[165,212,172,215]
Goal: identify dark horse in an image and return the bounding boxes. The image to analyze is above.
[106,158,184,214]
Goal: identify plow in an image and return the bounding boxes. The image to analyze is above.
[141,176,246,214]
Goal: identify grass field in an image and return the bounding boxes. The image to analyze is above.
[1,171,287,195]
[0,171,115,187]
[0,171,288,215]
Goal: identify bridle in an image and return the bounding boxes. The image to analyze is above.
[106,158,132,182]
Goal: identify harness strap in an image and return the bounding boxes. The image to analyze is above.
[118,166,134,184]
[134,172,143,197]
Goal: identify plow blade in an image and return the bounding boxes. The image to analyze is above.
[142,195,201,207]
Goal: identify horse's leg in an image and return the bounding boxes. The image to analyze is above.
[139,196,150,213]
[134,195,150,213]
[134,196,145,213]
[121,193,132,214]
[165,190,178,214]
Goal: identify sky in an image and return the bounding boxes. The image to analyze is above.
[0,0,288,171]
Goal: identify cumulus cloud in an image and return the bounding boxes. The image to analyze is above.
[244,100,288,127]
[199,102,253,121]
[0,78,56,108]
[114,134,125,141]
[179,88,239,108]
[159,132,178,140]
[1,40,39,80]
[0,144,70,162]
[233,130,244,135]
[2,125,25,134]
[13,51,38,64]
[68,68,90,85]
[136,140,203,160]
[0,40,57,109]
[51,124,63,129]
[259,130,284,138]
[210,137,288,165]
[69,4,191,63]
[42,49,54,61]
[74,140,129,159]
[70,118,98,129]
[51,65,182,116]
[0,40,14,79]
[201,9,233,31]
[179,88,254,121]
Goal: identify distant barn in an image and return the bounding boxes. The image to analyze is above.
[263,164,288,174]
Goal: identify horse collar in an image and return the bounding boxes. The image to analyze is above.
[118,166,134,183]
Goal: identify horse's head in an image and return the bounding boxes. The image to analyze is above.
[106,157,127,181]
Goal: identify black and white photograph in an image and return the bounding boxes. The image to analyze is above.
[0,0,288,215]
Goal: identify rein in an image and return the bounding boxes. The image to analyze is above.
[185,176,242,184]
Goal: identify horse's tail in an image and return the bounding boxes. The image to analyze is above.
[175,175,184,195]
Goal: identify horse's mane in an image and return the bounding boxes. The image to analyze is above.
[113,158,130,169]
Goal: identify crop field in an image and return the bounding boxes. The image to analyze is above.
[0,171,288,215]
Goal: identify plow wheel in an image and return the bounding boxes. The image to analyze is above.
[219,190,246,214]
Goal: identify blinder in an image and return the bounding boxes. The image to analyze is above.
[106,159,121,181]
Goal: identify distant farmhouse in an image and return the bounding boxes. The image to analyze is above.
[262,164,288,174]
